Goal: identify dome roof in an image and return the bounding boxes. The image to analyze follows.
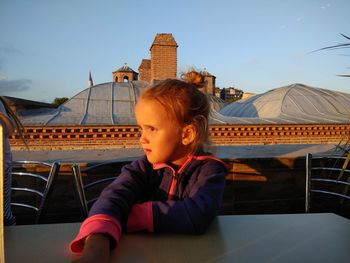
[19,83,348,126]
[208,94,225,112]
[216,83,350,124]
[18,81,225,126]
[19,81,149,125]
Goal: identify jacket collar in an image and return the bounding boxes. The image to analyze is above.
[152,153,223,174]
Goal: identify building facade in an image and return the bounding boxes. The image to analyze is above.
[112,63,138,83]
[113,33,215,94]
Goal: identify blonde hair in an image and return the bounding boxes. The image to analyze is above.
[140,70,210,154]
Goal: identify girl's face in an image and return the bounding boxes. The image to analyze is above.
[135,98,190,168]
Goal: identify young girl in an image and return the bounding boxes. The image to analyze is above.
[69,70,228,262]
[0,97,26,225]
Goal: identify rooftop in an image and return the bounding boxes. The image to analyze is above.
[113,63,137,73]
[15,82,350,126]
[151,33,178,48]
[216,83,350,124]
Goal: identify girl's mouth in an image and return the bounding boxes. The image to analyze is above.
[144,148,152,155]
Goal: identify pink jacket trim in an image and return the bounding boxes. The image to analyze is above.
[192,155,229,167]
[69,214,121,254]
[127,202,154,232]
[153,154,228,173]
[168,178,177,200]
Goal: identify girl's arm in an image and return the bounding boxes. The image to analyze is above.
[71,234,110,263]
[70,157,152,254]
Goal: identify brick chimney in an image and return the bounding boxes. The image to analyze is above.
[138,59,151,82]
[150,33,178,82]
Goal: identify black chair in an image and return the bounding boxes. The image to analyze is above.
[11,160,60,224]
[72,160,132,218]
[305,153,350,218]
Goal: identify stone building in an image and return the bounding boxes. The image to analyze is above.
[220,87,243,101]
[138,59,151,82]
[199,69,216,96]
[149,33,178,82]
[112,63,138,83]
[120,33,178,84]
[113,33,215,93]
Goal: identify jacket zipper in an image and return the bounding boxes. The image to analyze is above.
[166,156,193,199]
[168,175,177,200]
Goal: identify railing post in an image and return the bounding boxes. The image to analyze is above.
[305,153,312,213]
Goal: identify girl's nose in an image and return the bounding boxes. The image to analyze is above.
[139,133,148,144]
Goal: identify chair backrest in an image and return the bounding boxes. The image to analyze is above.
[305,153,350,217]
[72,159,132,218]
[11,160,60,224]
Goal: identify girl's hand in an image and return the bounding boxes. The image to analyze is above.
[70,234,110,263]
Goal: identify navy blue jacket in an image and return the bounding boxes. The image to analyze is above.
[90,154,227,234]
[70,154,227,253]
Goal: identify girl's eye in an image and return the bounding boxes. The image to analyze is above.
[145,127,156,133]
[138,126,156,134]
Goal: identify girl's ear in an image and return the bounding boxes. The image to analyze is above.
[182,124,196,145]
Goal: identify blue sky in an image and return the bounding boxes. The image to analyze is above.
[0,0,349,103]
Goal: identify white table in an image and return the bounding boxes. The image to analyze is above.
[5,213,350,263]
